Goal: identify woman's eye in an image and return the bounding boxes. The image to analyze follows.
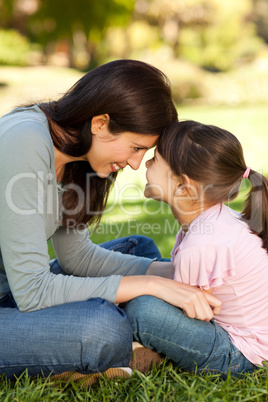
[134,147,143,152]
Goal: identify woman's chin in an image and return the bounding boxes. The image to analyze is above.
[96,171,110,178]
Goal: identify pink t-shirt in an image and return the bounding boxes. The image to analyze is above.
[172,203,268,366]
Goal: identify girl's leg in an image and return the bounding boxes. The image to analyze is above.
[99,235,163,260]
[0,297,133,380]
[125,296,257,378]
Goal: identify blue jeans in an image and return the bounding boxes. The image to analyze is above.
[124,296,257,379]
[0,235,161,379]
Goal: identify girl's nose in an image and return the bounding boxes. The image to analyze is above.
[145,158,153,168]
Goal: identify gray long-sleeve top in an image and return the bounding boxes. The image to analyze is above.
[0,106,152,312]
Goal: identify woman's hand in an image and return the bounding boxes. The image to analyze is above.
[116,275,222,321]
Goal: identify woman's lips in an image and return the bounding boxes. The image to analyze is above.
[111,163,123,172]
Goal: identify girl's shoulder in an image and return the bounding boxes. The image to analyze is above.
[183,204,243,246]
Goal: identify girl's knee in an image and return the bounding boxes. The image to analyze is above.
[125,295,165,329]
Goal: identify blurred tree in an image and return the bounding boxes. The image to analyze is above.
[130,0,263,71]
[0,0,264,71]
[0,0,134,69]
[252,0,268,43]
[29,0,134,68]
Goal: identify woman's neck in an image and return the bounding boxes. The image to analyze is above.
[54,147,86,182]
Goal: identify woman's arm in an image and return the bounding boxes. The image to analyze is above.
[116,275,222,321]
[146,260,174,279]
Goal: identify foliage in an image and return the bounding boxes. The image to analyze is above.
[28,0,135,68]
[0,29,32,66]
[124,0,264,72]
[0,0,135,69]
[0,0,265,71]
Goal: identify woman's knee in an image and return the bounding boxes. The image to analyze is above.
[79,298,132,343]
[74,299,133,371]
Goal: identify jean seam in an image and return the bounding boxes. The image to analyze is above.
[134,331,216,359]
[134,330,237,374]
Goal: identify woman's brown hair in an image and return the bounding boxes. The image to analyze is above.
[40,59,178,228]
[158,120,268,252]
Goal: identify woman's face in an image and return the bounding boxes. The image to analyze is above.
[86,115,159,178]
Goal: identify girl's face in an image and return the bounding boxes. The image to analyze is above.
[144,149,178,204]
[85,115,159,178]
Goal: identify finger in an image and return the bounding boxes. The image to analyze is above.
[194,294,214,321]
[203,292,222,315]
[182,290,213,321]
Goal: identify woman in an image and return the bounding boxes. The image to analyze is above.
[0,60,221,381]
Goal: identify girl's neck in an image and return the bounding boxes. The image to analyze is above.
[171,201,216,233]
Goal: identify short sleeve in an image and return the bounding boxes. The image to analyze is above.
[170,229,184,263]
[173,245,236,290]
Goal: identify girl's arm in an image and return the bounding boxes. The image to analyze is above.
[116,275,222,321]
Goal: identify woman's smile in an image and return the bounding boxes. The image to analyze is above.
[111,162,125,172]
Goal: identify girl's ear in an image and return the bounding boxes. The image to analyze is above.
[91,114,110,134]
[174,174,191,197]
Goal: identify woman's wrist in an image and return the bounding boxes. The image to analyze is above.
[146,261,174,279]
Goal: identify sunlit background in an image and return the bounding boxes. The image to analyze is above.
[1,0,268,254]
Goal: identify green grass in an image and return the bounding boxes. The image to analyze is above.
[1,361,268,401]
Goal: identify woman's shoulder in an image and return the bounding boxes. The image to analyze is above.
[0,105,54,171]
[0,105,53,156]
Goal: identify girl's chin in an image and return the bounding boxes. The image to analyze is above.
[144,183,151,198]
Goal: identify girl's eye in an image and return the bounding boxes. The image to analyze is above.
[134,147,143,152]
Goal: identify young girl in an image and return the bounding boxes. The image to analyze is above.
[125,120,268,377]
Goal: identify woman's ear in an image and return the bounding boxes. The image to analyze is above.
[91,114,110,135]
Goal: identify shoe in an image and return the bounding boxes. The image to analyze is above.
[129,342,163,373]
[50,367,133,387]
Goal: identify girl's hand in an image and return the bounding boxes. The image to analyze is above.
[116,276,222,321]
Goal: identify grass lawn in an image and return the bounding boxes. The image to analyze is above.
[1,66,268,400]
[1,362,268,401]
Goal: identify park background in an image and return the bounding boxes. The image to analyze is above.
[1,0,268,400]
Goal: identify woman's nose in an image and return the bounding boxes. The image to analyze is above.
[127,152,145,170]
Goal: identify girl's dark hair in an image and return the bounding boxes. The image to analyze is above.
[158,120,268,252]
[40,59,177,228]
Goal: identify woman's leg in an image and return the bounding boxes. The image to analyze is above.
[0,297,133,380]
[125,296,257,378]
[99,235,163,260]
